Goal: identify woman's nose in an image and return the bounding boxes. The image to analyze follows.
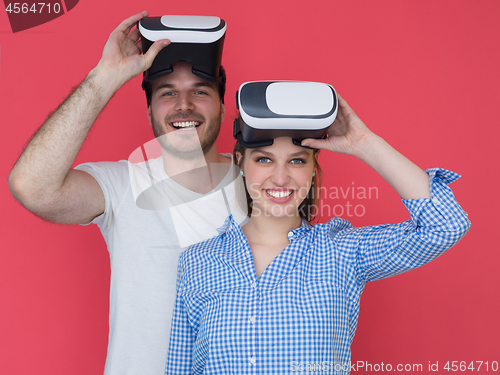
[270,164,291,186]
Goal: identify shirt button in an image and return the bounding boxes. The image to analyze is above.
[249,316,256,324]
[431,197,439,204]
[287,231,294,240]
[251,281,257,288]
[250,356,256,364]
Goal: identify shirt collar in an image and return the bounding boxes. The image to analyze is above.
[219,215,312,240]
[287,219,313,242]
[216,214,236,235]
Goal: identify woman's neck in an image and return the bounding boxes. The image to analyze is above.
[241,212,302,278]
[242,212,302,246]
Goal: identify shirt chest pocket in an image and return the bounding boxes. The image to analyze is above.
[299,280,350,323]
[182,291,221,335]
[182,287,248,339]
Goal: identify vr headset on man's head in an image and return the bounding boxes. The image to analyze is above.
[139,15,226,88]
[233,81,338,148]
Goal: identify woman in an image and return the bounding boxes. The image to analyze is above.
[165,95,470,374]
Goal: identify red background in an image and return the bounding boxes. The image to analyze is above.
[1,0,498,373]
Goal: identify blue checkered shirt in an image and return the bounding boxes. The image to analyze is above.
[165,168,470,375]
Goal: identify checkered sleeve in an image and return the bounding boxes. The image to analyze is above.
[354,168,471,284]
[165,255,195,375]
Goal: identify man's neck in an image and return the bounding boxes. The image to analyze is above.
[161,145,231,193]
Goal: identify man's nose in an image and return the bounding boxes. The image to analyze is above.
[175,92,194,111]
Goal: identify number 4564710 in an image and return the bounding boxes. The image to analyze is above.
[6,3,62,14]
[443,361,499,371]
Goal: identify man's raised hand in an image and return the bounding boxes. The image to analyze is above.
[96,11,170,85]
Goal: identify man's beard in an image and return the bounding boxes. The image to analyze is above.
[151,112,221,160]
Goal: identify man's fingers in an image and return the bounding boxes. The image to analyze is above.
[142,39,171,69]
[116,11,149,35]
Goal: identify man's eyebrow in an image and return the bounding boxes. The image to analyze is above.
[193,82,216,90]
[154,83,175,91]
[154,82,215,92]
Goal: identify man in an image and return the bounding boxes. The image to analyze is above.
[8,11,244,375]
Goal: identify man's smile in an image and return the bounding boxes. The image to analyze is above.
[170,120,202,129]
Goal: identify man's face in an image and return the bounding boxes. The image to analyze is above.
[148,61,225,159]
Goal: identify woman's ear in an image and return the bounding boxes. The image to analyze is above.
[313,150,320,167]
[235,151,242,166]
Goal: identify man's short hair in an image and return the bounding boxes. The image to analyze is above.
[144,65,226,107]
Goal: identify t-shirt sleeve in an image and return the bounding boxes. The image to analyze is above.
[348,168,471,284]
[74,160,129,230]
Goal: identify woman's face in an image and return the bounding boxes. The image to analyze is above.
[237,137,316,219]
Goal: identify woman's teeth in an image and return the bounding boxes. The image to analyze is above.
[266,190,293,199]
[172,121,200,129]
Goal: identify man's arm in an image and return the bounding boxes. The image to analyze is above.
[301,94,431,200]
[8,11,169,224]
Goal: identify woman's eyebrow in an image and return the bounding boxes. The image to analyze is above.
[249,149,310,158]
[289,150,310,158]
[249,149,272,156]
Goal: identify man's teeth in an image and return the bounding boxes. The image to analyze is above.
[172,121,200,128]
[267,190,293,199]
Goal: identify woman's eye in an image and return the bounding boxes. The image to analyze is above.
[256,157,272,163]
[290,158,306,164]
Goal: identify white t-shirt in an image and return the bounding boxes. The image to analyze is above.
[76,154,247,375]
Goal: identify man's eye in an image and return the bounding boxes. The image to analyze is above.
[162,92,174,96]
[195,91,207,95]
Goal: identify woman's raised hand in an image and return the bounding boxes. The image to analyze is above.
[301,94,374,158]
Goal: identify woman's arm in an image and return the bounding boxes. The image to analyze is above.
[348,168,470,283]
[301,94,430,200]
[165,259,195,375]
[307,94,470,281]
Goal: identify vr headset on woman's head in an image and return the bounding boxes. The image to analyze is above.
[139,15,226,87]
[233,81,338,148]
